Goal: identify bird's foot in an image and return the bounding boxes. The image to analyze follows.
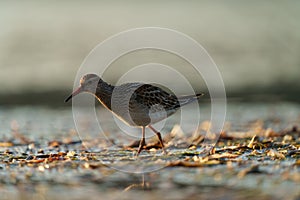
[136,138,146,157]
[161,146,167,155]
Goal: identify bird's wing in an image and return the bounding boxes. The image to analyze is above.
[130,84,180,112]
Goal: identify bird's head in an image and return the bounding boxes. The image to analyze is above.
[65,73,101,102]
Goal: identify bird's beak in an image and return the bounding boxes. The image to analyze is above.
[65,86,82,102]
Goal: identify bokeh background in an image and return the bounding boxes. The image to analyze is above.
[0,0,299,105]
[1,2,300,199]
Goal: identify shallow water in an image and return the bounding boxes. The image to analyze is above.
[0,102,299,140]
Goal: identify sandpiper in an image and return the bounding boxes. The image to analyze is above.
[65,74,203,156]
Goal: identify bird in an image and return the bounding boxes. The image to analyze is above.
[65,74,203,156]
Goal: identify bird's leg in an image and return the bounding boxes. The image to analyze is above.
[148,125,167,154]
[136,126,146,156]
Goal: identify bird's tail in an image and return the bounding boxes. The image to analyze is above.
[178,93,204,106]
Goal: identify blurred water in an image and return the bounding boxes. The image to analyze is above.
[0,106,74,140]
[0,102,299,143]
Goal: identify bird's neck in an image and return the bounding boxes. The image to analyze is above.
[94,81,115,110]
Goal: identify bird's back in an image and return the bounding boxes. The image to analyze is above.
[108,82,202,127]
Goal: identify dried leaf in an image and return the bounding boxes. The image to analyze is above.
[238,165,261,178]
[48,140,61,147]
[0,142,13,147]
[209,152,239,159]
[267,149,286,159]
[167,161,204,167]
[247,135,256,148]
